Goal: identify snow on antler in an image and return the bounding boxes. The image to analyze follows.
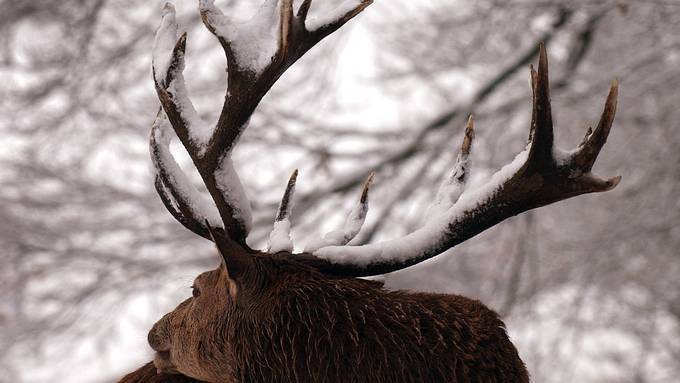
[305,0,372,32]
[305,173,373,252]
[308,45,621,277]
[150,111,222,237]
[148,1,622,281]
[313,147,531,267]
[214,155,253,235]
[151,0,373,242]
[153,3,178,86]
[268,170,298,253]
[152,4,212,149]
[424,116,475,221]
[199,0,282,74]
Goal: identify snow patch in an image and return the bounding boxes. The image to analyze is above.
[305,195,368,252]
[152,3,178,85]
[552,146,576,167]
[214,155,253,234]
[166,78,213,149]
[306,0,364,32]
[268,219,293,253]
[153,2,213,150]
[425,154,470,221]
[152,113,222,226]
[200,0,279,74]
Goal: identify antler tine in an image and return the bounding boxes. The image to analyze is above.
[557,77,621,194]
[574,80,619,172]
[149,110,221,240]
[305,173,374,252]
[306,44,621,277]
[155,176,219,240]
[279,0,295,54]
[304,1,374,43]
[276,169,299,222]
[461,115,475,158]
[297,0,313,21]
[154,30,208,158]
[154,3,178,87]
[198,0,226,38]
[359,172,375,204]
[268,169,298,253]
[154,176,193,233]
[424,116,475,221]
[526,43,555,170]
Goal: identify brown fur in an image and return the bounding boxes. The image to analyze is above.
[118,362,203,383]
[145,250,529,383]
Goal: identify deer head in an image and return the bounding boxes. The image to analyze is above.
[145,0,619,381]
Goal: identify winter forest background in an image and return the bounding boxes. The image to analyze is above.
[1,0,679,382]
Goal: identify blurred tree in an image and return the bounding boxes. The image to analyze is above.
[0,0,678,382]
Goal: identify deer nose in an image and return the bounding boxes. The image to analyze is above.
[148,321,170,352]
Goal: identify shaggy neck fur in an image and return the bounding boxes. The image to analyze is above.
[215,256,529,383]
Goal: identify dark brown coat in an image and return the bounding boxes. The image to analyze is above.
[144,249,529,383]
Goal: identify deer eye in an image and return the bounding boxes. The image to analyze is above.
[191,285,201,298]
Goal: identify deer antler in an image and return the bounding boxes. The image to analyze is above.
[306,44,620,276]
[151,1,372,244]
[150,2,620,278]
[268,169,298,253]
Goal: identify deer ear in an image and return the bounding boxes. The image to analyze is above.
[205,221,251,283]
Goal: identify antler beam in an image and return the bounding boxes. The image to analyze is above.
[305,44,620,277]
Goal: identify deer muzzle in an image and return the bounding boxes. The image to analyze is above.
[148,316,172,352]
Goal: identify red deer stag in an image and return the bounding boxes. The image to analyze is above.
[122,0,621,382]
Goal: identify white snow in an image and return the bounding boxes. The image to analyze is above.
[314,146,530,266]
[199,0,280,74]
[151,112,223,226]
[305,195,369,252]
[152,3,178,86]
[341,198,369,239]
[153,2,214,150]
[424,153,470,221]
[305,0,364,32]
[268,219,294,253]
[552,145,576,167]
[214,154,253,234]
[267,171,296,252]
[166,78,214,149]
